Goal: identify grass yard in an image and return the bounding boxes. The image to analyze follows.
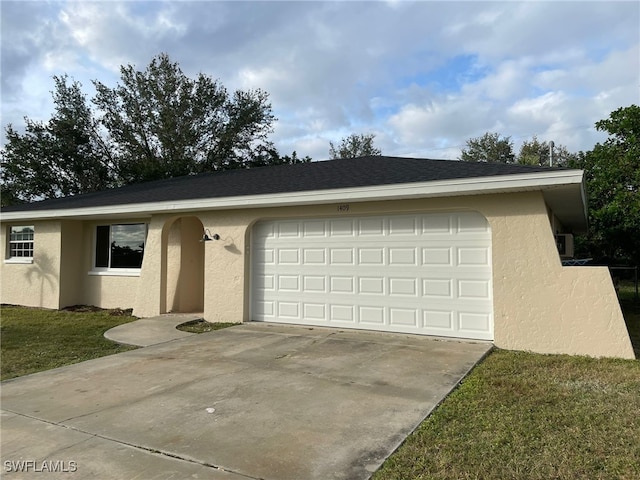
[1,287,639,479]
[176,319,238,333]
[0,305,138,381]
[374,283,640,480]
[373,350,640,480]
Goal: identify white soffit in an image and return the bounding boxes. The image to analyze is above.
[0,170,585,223]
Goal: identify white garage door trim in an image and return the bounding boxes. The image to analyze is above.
[251,211,493,340]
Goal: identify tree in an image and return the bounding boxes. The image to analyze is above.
[93,53,277,183]
[570,105,640,265]
[460,132,515,163]
[517,136,576,166]
[1,54,305,205]
[246,146,311,168]
[329,133,381,159]
[518,136,551,165]
[1,75,113,205]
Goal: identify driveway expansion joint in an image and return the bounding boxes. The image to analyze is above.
[2,323,492,479]
[2,408,261,480]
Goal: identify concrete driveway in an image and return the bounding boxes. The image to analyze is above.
[1,323,491,480]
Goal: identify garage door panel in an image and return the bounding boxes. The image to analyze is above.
[254,223,276,239]
[302,220,326,237]
[422,214,453,234]
[304,303,326,320]
[330,304,355,322]
[252,212,493,340]
[389,216,417,235]
[459,312,492,335]
[359,277,385,295]
[278,249,300,264]
[423,310,454,331]
[303,248,326,264]
[423,279,453,298]
[358,217,385,235]
[390,308,418,327]
[331,220,355,236]
[255,274,275,291]
[278,222,300,238]
[389,278,418,296]
[255,300,274,317]
[422,247,453,266]
[359,248,385,265]
[330,276,355,293]
[278,275,300,292]
[457,247,490,266]
[255,248,275,264]
[457,212,491,232]
[330,248,355,265]
[389,247,418,265]
[304,276,326,292]
[458,279,491,299]
[359,305,385,324]
[278,302,300,319]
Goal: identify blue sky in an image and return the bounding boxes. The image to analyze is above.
[1,0,638,160]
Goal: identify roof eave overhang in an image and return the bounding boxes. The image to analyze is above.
[1,170,587,230]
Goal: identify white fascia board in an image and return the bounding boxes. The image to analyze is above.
[0,170,585,222]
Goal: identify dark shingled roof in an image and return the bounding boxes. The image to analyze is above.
[3,156,562,212]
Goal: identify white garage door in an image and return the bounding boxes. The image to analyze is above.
[251,212,493,340]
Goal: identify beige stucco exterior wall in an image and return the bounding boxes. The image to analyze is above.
[2,189,633,359]
[79,219,146,310]
[165,219,182,312]
[486,193,633,358]
[59,220,84,308]
[1,220,62,309]
[164,216,205,313]
[175,217,205,312]
[133,216,167,318]
[188,191,632,359]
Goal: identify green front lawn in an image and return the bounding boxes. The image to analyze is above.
[0,305,138,381]
[374,283,640,480]
[1,297,639,479]
[373,350,640,480]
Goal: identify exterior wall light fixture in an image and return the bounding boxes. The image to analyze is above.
[200,229,220,242]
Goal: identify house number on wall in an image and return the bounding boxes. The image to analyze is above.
[337,204,350,212]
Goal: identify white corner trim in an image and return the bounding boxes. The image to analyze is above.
[0,170,585,221]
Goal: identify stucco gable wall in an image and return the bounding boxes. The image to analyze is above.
[0,220,62,309]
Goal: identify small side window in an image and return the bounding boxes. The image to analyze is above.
[7,225,34,261]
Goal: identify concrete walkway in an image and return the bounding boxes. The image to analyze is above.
[1,323,492,480]
[104,313,203,346]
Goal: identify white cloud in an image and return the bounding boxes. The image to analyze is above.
[1,0,638,159]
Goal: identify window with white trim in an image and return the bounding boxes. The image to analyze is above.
[94,223,147,270]
[7,226,34,260]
